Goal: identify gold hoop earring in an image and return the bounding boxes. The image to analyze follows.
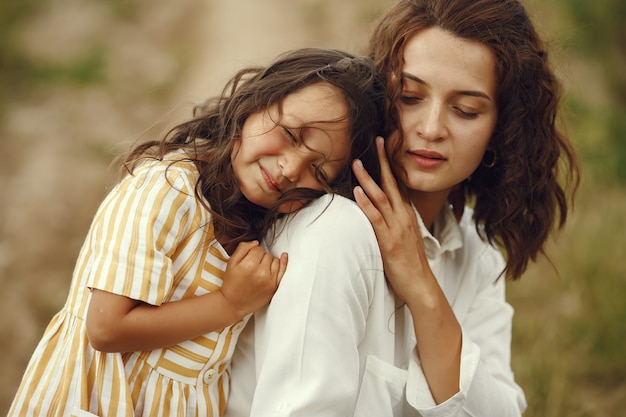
[482,148,497,168]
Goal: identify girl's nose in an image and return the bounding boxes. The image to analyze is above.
[279,152,307,184]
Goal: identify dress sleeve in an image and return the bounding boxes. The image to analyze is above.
[406,244,527,416]
[247,195,383,417]
[85,161,198,306]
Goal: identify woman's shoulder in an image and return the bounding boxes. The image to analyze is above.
[267,194,383,285]
[274,194,378,249]
[299,194,372,231]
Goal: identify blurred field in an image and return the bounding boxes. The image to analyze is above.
[0,0,624,416]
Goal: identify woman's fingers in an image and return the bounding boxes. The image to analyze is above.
[352,160,388,216]
[374,137,404,208]
[352,136,403,212]
[353,184,387,230]
[352,158,380,195]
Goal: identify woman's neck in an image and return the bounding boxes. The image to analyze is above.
[407,189,451,232]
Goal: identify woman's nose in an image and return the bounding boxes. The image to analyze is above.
[417,102,446,141]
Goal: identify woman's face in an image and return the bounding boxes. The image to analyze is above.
[395,26,498,202]
[232,82,350,213]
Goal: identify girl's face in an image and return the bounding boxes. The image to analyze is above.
[232,82,350,213]
[396,27,498,203]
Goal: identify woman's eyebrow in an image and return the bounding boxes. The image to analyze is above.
[401,72,493,102]
[401,71,427,86]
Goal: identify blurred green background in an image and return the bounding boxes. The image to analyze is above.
[0,0,624,415]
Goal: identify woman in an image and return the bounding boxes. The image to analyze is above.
[353,0,580,413]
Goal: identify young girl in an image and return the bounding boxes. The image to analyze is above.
[353,0,581,413]
[9,48,384,417]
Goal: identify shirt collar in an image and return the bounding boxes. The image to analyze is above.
[411,202,463,259]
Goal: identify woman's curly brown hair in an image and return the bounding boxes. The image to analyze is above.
[120,48,385,252]
[369,0,580,279]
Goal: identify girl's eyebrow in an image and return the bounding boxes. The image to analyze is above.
[400,72,493,102]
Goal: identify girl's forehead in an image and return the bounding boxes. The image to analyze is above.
[276,83,349,125]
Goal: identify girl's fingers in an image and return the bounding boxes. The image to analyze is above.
[230,240,260,264]
[261,250,287,276]
[274,252,288,286]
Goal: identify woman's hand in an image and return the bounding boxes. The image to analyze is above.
[351,137,432,304]
[219,240,287,319]
[353,136,462,403]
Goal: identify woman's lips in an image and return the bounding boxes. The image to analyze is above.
[408,150,446,169]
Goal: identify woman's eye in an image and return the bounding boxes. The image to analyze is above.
[399,95,422,105]
[455,107,479,119]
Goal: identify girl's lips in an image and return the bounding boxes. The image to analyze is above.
[260,166,280,192]
[408,150,446,169]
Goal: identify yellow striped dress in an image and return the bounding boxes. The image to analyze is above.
[9,151,248,417]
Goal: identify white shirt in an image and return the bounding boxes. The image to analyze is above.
[224,194,526,417]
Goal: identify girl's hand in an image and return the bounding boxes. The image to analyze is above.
[352,137,432,304]
[86,241,286,352]
[219,240,287,319]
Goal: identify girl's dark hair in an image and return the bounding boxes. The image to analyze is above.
[121,48,385,251]
[369,0,580,279]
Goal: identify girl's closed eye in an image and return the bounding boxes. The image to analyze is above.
[283,127,298,143]
[312,161,330,185]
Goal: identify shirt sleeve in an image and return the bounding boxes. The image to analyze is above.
[246,195,383,417]
[406,242,527,416]
[85,160,198,306]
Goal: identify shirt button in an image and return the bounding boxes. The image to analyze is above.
[203,368,217,384]
[232,320,245,332]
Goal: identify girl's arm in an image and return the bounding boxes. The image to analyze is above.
[86,240,287,352]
